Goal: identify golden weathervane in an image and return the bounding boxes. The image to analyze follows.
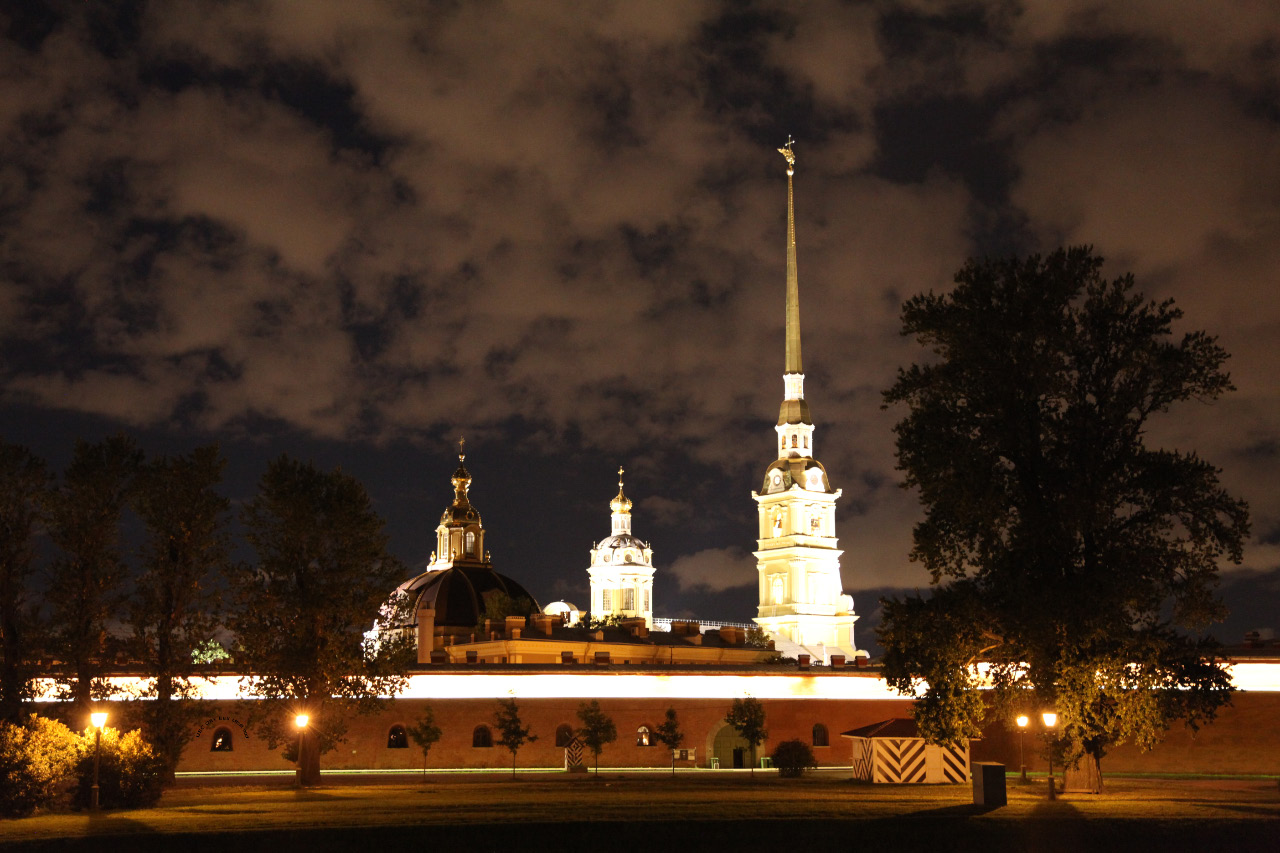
[778,135,796,169]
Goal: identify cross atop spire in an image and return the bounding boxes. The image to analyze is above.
[458,436,466,462]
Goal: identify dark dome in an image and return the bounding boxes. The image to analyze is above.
[596,533,647,551]
[761,457,832,494]
[394,566,539,629]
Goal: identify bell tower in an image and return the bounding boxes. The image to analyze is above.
[588,468,655,627]
[751,139,860,663]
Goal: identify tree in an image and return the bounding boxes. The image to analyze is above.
[129,445,230,782]
[406,707,442,778]
[652,707,684,776]
[46,435,143,717]
[494,697,537,778]
[229,456,410,786]
[880,247,1250,791]
[575,700,616,775]
[725,696,767,776]
[0,444,49,723]
[771,739,817,778]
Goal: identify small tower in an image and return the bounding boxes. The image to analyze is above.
[427,439,488,571]
[751,139,860,662]
[588,468,655,627]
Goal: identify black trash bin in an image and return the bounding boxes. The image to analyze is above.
[972,761,1007,808]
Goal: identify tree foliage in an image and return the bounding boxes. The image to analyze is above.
[128,445,230,781]
[879,248,1249,784]
[770,739,817,778]
[71,725,166,810]
[652,707,684,776]
[575,700,616,775]
[725,696,767,775]
[407,707,442,778]
[229,455,409,784]
[0,715,78,817]
[46,435,143,714]
[0,444,48,723]
[493,696,537,778]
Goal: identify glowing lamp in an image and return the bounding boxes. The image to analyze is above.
[90,711,107,729]
[1015,714,1029,729]
[1041,711,1057,728]
[295,714,310,729]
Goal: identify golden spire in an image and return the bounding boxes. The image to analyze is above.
[780,136,801,376]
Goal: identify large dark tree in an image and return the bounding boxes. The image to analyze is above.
[0,443,49,722]
[129,445,230,782]
[230,456,408,785]
[880,247,1249,791]
[46,436,143,718]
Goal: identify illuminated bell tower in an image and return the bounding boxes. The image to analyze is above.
[427,439,489,571]
[588,468,655,627]
[751,139,859,662]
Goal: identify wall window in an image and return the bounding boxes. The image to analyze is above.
[636,725,651,747]
[387,725,408,749]
[771,575,785,604]
[643,588,650,612]
[473,725,493,748]
[623,588,635,611]
[812,723,829,747]
[602,589,612,610]
[555,724,574,747]
[211,727,233,752]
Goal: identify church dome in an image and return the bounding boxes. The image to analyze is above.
[596,533,647,551]
[394,565,538,630]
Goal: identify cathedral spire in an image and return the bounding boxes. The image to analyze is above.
[776,137,812,433]
[780,136,801,376]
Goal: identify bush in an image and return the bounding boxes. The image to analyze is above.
[0,715,80,817]
[72,726,166,810]
[771,739,817,778]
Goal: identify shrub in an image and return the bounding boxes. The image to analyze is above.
[0,715,80,817]
[771,739,817,778]
[72,727,166,810]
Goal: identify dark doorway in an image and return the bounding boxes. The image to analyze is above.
[733,747,745,769]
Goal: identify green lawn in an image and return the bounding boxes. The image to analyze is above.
[2,773,1277,852]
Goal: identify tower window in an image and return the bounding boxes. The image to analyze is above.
[643,589,650,612]
[772,575,785,604]
[812,724,829,747]
[555,724,574,747]
[791,435,798,448]
[211,728,233,752]
[387,725,408,749]
[473,725,493,748]
[804,436,808,448]
[636,725,651,746]
[623,588,635,611]
[465,531,476,554]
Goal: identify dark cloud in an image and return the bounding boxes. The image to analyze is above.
[2,1,1278,646]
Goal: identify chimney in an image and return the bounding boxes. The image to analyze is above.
[429,649,447,665]
[797,654,810,669]
[594,651,611,665]
[561,651,575,665]
[829,654,845,668]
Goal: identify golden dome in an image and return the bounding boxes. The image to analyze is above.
[609,466,632,514]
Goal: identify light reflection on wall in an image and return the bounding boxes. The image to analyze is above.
[28,662,1280,703]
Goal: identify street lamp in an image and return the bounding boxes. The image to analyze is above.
[295,714,310,788]
[1015,715,1029,783]
[90,711,107,811]
[1041,711,1058,801]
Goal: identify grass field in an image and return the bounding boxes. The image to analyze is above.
[1,772,1277,852]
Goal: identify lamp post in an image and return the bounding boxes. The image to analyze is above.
[1015,715,1029,783]
[1041,711,1058,801]
[89,711,107,811]
[295,714,310,788]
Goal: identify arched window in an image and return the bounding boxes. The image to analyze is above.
[772,575,785,604]
[791,435,798,448]
[465,531,476,554]
[211,727,233,752]
[387,725,408,749]
[636,725,651,747]
[472,725,493,748]
[812,723,829,747]
[555,724,574,747]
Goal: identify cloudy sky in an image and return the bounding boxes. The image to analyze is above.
[3,1,1278,652]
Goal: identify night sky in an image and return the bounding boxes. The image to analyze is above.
[3,2,1279,655]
